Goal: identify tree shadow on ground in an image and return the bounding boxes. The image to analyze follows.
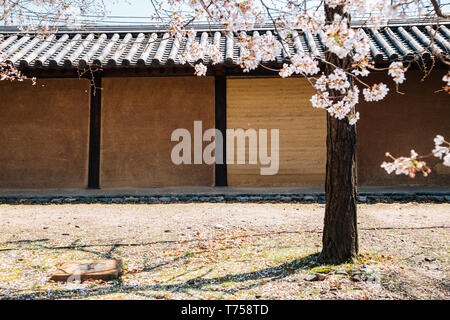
[5,238,50,244]
[0,229,318,253]
[2,253,323,300]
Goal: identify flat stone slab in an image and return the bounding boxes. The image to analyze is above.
[50,259,121,282]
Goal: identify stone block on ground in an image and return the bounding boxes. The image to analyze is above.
[50,259,121,282]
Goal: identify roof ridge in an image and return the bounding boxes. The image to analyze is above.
[0,18,448,34]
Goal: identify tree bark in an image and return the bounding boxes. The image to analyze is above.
[318,4,358,264]
[319,114,358,264]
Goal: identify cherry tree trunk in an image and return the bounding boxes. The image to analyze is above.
[318,5,358,264]
[319,114,358,264]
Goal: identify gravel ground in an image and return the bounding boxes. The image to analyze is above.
[0,202,448,300]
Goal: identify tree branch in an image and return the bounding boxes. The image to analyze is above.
[429,0,449,18]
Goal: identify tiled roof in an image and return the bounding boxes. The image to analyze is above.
[0,22,449,68]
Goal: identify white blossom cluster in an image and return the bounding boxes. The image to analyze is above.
[279,53,320,77]
[0,59,36,84]
[178,32,222,75]
[362,83,389,102]
[237,31,282,72]
[443,72,450,94]
[443,73,450,87]
[309,64,391,124]
[381,150,431,178]
[381,135,450,178]
[206,0,265,32]
[432,135,450,166]
[159,1,441,127]
[327,87,360,120]
[310,68,360,123]
[388,62,407,84]
[325,0,413,26]
[328,68,351,92]
[320,15,371,61]
[290,10,324,33]
[194,63,208,76]
[348,111,360,125]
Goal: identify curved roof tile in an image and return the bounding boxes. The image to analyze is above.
[0,22,448,68]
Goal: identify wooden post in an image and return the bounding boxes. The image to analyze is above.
[215,73,227,186]
[88,72,102,189]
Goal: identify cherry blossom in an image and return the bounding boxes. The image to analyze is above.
[327,86,359,120]
[179,36,221,67]
[382,135,450,179]
[279,53,320,78]
[388,62,407,84]
[148,1,448,128]
[320,14,359,59]
[237,31,282,72]
[444,154,450,167]
[328,68,351,93]
[194,63,208,76]
[381,150,431,178]
[310,92,332,109]
[313,75,329,91]
[352,57,372,77]
[311,73,359,121]
[348,111,360,126]
[432,135,450,162]
[352,30,371,63]
[443,72,450,94]
[363,83,389,102]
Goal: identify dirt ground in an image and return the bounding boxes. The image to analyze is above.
[0,202,448,300]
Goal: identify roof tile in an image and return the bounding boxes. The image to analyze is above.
[0,22,448,68]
